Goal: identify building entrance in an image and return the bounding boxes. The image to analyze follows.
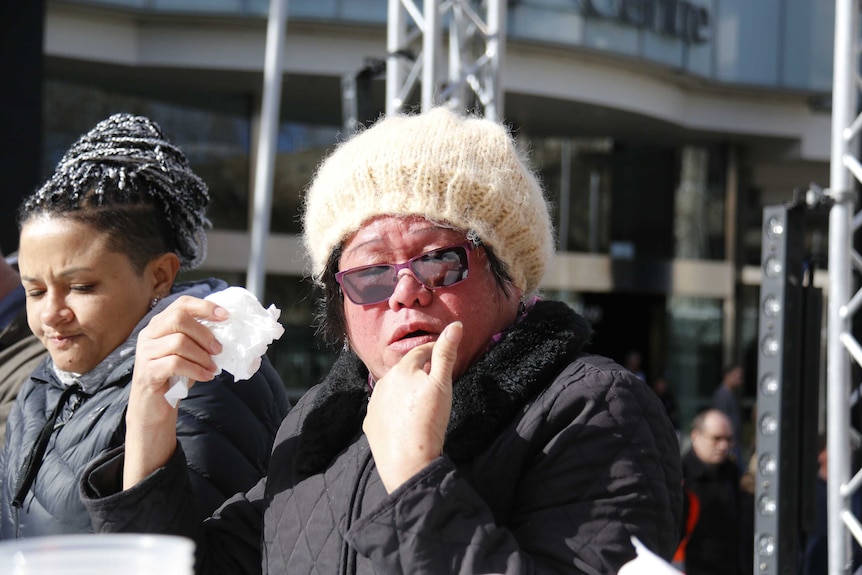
[581,292,666,385]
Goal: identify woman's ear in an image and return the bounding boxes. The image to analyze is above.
[149,252,181,297]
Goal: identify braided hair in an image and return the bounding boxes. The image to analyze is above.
[18,113,211,272]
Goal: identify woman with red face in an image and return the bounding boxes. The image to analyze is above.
[0,114,290,539]
[82,107,682,574]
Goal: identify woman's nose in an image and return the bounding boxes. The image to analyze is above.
[40,292,72,326]
[388,268,432,309]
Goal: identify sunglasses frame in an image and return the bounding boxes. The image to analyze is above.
[335,242,474,305]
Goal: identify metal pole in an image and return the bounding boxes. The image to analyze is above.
[386,0,406,115]
[558,138,571,252]
[422,0,440,110]
[485,0,504,121]
[246,0,288,299]
[386,0,505,118]
[449,2,466,111]
[827,182,853,575]
[589,170,600,253]
[827,0,857,572]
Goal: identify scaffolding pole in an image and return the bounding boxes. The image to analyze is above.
[246,0,288,300]
[385,0,506,120]
[828,0,860,573]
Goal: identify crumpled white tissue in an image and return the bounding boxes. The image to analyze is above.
[164,287,285,407]
[617,537,684,575]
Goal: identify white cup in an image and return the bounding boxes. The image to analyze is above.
[0,534,194,575]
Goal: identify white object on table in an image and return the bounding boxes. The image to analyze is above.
[617,536,684,575]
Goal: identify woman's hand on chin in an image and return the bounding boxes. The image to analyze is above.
[363,321,462,493]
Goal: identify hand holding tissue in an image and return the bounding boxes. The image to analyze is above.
[164,287,285,407]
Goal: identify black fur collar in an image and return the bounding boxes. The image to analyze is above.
[295,300,592,474]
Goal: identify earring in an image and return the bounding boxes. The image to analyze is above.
[149,296,161,311]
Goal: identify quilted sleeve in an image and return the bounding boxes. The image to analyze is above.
[82,443,268,575]
[176,355,290,520]
[346,357,683,574]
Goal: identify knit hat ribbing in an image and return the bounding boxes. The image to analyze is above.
[302,107,554,295]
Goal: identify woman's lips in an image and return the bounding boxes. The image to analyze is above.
[46,334,79,349]
[388,331,438,352]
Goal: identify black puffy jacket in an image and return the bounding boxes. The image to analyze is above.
[0,278,290,539]
[680,449,743,575]
[83,300,682,574]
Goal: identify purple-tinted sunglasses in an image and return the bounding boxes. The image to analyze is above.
[335,243,474,305]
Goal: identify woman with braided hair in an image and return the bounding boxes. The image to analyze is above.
[0,113,290,538]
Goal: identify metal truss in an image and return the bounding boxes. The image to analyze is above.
[385,0,506,120]
[828,0,862,573]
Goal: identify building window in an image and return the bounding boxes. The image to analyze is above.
[270,122,341,235]
[531,135,727,261]
[665,296,723,431]
[674,145,727,260]
[43,79,252,232]
[531,137,613,254]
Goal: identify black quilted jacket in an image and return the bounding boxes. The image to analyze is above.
[0,279,290,539]
[82,300,682,574]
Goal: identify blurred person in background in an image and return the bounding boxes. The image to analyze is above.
[712,364,745,474]
[624,349,646,382]
[800,434,862,575]
[0,253,47,447]
[650,371,681,434]
[678,409,744,575]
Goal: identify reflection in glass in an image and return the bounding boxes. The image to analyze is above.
[664,296,723,430]
[531,137,612,254]
[270,123,340,235]
[43,79,252,231]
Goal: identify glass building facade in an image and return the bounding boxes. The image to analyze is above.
[30,0,834,432]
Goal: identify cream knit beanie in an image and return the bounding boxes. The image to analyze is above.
[302,107,554,295]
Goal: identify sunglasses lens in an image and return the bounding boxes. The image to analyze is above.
[340,265,396,305]
[411,246,469,288]
[337,244,471,305]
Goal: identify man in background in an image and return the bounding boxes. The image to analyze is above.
[624,350,646,382]
[0,253,47,446]
[712,364,745,474]
[801,434,862,575]
[679,409,745,575]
